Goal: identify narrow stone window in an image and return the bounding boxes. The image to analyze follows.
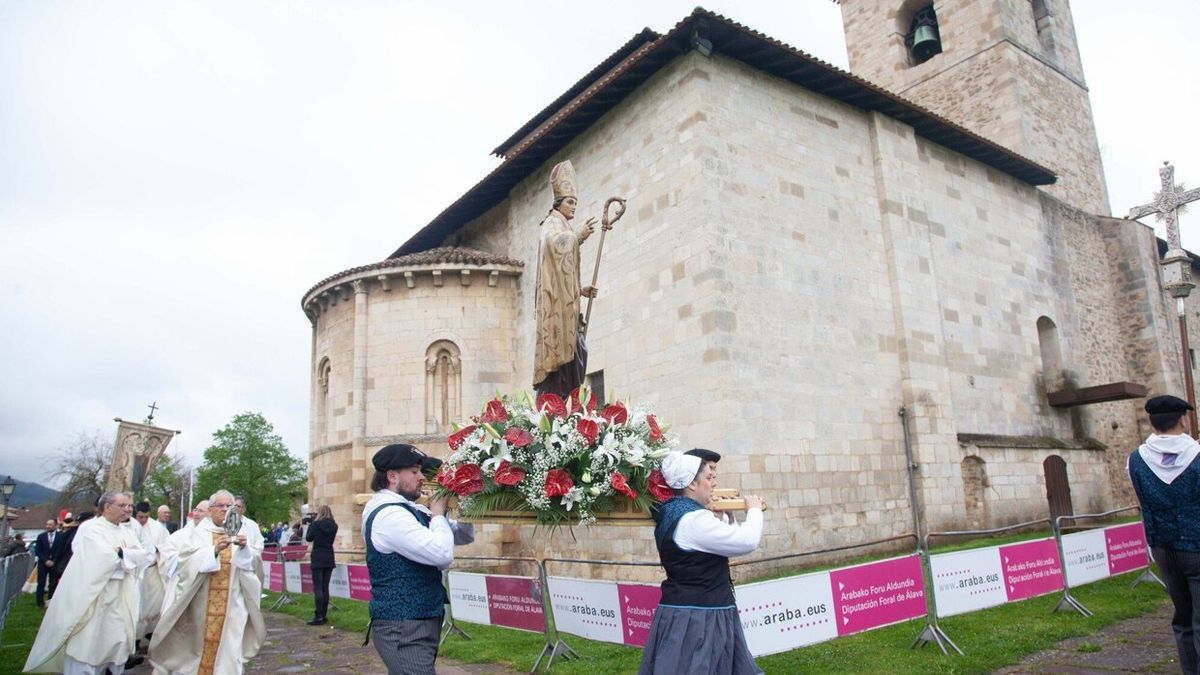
[316,358,332,444]
[905,4,942,65]
[1030,0,1056,53]
[1037,316,1064,392]
[586,370,606,408]
[425,340,462,434]
[960,456,989,530]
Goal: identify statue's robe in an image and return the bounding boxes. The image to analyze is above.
[137,518,172,638]
[534,209,587,394]
[150,518,265,675]
[24,518,146,673]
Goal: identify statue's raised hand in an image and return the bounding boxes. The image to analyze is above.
[579,217,598,242]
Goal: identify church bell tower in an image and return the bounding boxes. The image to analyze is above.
[839,0,1110,215]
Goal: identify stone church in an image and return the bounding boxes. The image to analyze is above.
[301,1,1191,560]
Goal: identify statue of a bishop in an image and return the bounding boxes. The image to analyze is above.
[534,160,608,396]
[149,489,265,675]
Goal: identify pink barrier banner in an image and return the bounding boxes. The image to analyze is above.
[928,546,1005,618]
[265,561,284,592]
[299,563,314,594]
[485,575,546,633]
[284,562,302,593]
[346,564,372,601]
[1061,529,1109,587]
[1105,523,1150,575]
[329,565,351,600]
[448,572,491,625]
[616,583,661,647]
[547,576,624,644]
[737,569,836,656]
[828,555,926,636]
[998,538,1063,601]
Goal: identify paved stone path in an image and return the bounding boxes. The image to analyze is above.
[126,610,517,674]
[993,603,1178,674]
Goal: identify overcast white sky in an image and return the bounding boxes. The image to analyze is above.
[1,1,1197,489]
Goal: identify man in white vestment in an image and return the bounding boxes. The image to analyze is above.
[150,489,265,675]
[233,495,265,583]
[24,491,146,674]
[134,502,171,641]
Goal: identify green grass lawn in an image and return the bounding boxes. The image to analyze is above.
[264,567,1168,675]
[1,593,44,675]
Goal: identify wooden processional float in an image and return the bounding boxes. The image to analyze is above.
[352,486,766,525]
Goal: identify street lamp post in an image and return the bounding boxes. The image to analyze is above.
[0,477,17,546]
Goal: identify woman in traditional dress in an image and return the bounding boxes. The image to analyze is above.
[306,505,338,625]
[638,449,765,675]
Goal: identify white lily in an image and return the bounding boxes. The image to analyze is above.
[593,431,621,469]
[481,440,512,473]
[561,486,585,512]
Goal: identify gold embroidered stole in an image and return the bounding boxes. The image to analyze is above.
[199,532,233,675]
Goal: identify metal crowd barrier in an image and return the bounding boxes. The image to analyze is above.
[1053,506,1163,617]
[442,555,547,672]
[0,552,34,646]
[917,517,1052,655]
[538,556,663,672]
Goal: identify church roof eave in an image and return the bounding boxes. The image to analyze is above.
[301,246,524,317]
[392,7,1057,258]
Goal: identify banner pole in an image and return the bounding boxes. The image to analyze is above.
[439,569,472,646]
[1051,515,1093,617]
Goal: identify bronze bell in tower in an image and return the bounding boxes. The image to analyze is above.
[911,24,941,61]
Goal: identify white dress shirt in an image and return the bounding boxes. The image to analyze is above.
[361,489,475,569]
[672,506,763,557]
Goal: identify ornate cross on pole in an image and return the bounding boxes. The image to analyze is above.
[146,401,159,424]
[1128,161,1200,433]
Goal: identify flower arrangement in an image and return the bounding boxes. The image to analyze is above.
[434,386,678,525]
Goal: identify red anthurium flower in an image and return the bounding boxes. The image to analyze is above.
[504,427,534,448]
[646,469,673,502]
[568,387,597,414]
[543,468,574,498]
[448,425,477,451]
[646,415,663,443]
[576,418,599,445]
[536,393,567,418]
[610,471,637,499]
[601,403,628,425]
[481,399,508,423]
[436,464,456,488]
[449,463,484,496]
[494,460,526,487]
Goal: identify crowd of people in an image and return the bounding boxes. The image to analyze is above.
[23,491,268,674]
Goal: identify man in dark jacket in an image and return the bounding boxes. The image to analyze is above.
[34,519,58,608]
[48,512,92,596]
[1129,394,1200,675]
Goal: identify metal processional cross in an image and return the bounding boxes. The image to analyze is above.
[146,401,159,424]
[1128,161,1200,433]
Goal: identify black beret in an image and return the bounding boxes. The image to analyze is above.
[685,448,722,464]
[1145,395,1194,415]
[372,444,443,473]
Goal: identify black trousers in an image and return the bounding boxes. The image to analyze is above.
[35,561,51,606]
[312,566,333,619]
[1154,546,1200,675]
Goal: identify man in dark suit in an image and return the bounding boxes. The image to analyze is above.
[33,519,58,608]
[48,512,91,597]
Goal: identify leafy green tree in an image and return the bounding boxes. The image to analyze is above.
[194,412,307,525]
[137,453,190,518]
